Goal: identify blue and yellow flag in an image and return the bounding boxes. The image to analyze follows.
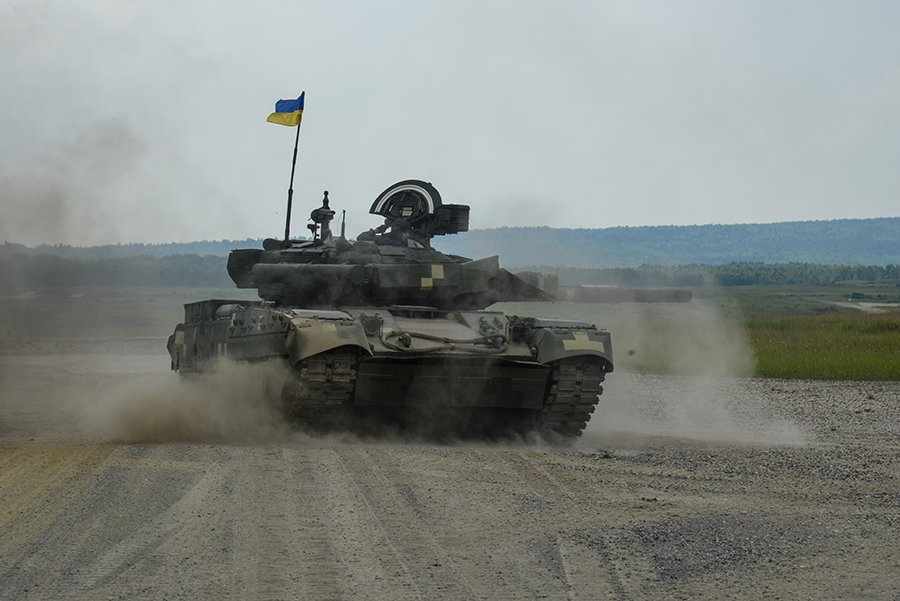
[267,92,304,126]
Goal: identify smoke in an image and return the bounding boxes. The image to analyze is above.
[0,119,147,246]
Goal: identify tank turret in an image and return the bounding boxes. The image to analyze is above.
[226,180,551,309]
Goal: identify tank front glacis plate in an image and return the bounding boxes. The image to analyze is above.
[336,307,549,409]
[339,307,535,360]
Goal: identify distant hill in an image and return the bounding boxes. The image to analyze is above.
[432,218,900,268]
[3,217,898,268]
[0,239,263,260]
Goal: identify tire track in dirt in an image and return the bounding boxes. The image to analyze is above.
[336,447,503,601]
[499,450,643,600]
[0,444,204,600]
[239,446,343,600]
[0,445,118,584]
[230,445,423,601]
[314,447,424,600]
[72,449,229,598]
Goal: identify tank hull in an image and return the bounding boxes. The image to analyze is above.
[167,300,613,438]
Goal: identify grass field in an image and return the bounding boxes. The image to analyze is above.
[695,282,900,316]
[746,313,900,380]
[700,284,900,380]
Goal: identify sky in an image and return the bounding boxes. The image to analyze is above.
[1,0,899,246]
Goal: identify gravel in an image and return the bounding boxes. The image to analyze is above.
[1,341,899,600]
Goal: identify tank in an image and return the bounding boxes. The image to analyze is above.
[167,180,613,439]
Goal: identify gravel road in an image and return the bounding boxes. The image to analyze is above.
[1,335,898,600]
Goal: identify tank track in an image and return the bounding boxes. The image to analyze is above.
[281,351,604,438]
[537,359,606,439]
[281,350,359,431]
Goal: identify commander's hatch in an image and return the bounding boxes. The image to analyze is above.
[370,179,469,239]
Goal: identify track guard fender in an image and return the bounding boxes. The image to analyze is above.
[531,328,614,371]
[286,317,373,365]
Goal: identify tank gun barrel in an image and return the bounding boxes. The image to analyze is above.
[558,285,693,303]
[515,272,692,303]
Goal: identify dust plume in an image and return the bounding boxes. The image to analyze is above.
[584,373,806,448]
[574,297,806,446]
[0,119,147,246]
[79,359,297,444]
[497,296,806,447]
[0,288,804,447]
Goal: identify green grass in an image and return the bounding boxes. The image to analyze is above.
[696,282,900,317]
[747,313,900,380]
[699,283,900,379]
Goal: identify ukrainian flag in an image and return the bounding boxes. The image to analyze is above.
[267,92,304,126]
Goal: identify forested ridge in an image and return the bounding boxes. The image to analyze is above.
[531,263,900,287]
[434,217,900,267]
[1,256,897,293]
[0,240,259,260]
[0,254,229,290]
[4,216,896,266]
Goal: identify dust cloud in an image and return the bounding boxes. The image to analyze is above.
[0,289,805,448]
[0,119,147,246]
[573,298,806,446]
[80,297,804,447]
[585,373,806,447]
[79,359,296,444]
[496,297,806,447]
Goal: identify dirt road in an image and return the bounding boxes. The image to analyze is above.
[1,295,898,600]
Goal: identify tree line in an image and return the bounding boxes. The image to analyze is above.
[1,251,897,293]
[0,253,231,292]
[530,263,900,287]
[4,216,899,267]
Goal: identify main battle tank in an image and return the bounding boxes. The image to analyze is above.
[167,180,613,439]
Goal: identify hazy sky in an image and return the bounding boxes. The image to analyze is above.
[2,0,899,245]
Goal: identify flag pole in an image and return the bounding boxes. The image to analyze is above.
[284,121,302,244]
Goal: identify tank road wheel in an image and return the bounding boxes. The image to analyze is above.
[537,358,607,440]
[281,349,360,432]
